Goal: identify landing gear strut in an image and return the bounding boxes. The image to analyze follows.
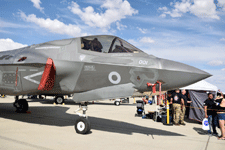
[13,96,29,113]
[74,102,91,134]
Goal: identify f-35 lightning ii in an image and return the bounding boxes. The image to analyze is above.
[0,35,211,134]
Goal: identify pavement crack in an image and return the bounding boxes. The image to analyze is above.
[204,136,210,150]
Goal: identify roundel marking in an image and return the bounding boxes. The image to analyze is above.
[108,72,121,84]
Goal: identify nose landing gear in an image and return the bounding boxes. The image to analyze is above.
[74,102,91,134]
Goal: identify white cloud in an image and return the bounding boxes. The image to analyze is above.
[222,68,225,71]
[0,30,13,34]
[208,60,224,66]
[127,39,138,46]
[140,45,225,63]
[83,0,105,5]
[116,22,127,30]
[19,11,83,37]
[60,0,68,4]
[127,37,155,47]
[139,37,155,43]
[160,0,221,20]
[0,38,27,51]
[0,19,32,28]
[165,9,183,18]
[190,0,219,19]
[159,13,166,18]
[30,0,44,13]
[158,6,168,11]
[164,0,190,17]
[137,27,147,34]
[218,0,225,10]
[220,38,225,41]
[205,69,225,92]
[175,0,191,13]
[68,0,138,29]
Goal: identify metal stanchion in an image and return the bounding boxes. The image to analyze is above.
[167,100,169,124]
[164,99,173,126]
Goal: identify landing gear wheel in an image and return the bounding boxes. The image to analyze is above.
[55,96,64,104]
[13,99,28,113]
[114,101,120,106]
[75,117,91,134]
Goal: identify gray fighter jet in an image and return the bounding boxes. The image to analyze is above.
[0,35,211,134]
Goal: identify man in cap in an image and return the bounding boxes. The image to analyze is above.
[170,89,184,125]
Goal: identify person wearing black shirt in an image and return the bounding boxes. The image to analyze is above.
[170,89,184,125]
[204,93,218,136]
[215,93,223,106]
[180,90,192,125]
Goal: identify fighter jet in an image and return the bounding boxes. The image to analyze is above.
[0,35,211,134]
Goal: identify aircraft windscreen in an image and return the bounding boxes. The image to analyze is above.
[109,38,141,53]
[81,36,142,53]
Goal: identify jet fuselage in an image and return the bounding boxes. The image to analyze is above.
[0,35,211,102]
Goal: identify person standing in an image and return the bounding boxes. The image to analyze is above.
[180,90,192,125]
[204,93,218,136]
[152,96,155,104]
[216,96,225,139]
[170,89,184,126]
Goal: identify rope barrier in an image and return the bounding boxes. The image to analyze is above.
[168,104,225,112]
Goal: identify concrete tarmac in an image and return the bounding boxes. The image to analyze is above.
[0,96,224,150]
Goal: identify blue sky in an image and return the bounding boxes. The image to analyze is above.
[0,0,225,92]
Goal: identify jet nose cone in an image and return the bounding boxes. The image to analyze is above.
[158,59,211,90]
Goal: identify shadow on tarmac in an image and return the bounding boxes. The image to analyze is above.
[0,102,184,136]
[193,127,208,135]
[28,98,135,106]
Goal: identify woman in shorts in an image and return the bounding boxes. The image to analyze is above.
[217,97,225,140]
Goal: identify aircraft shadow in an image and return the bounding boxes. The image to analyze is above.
[28,98,134,106]
[0,103,183,136]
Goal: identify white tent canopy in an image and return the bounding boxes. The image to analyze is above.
[180,80,218,122]
[180,80,218,92]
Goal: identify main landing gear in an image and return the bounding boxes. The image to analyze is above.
[13,96,29,113]
[54,96,64,104]
[74,102,91,134]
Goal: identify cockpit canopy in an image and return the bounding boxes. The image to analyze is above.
[81,35,143,53]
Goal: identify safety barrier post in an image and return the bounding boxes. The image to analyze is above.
[159,82,162,105]
[167,100,169,124]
